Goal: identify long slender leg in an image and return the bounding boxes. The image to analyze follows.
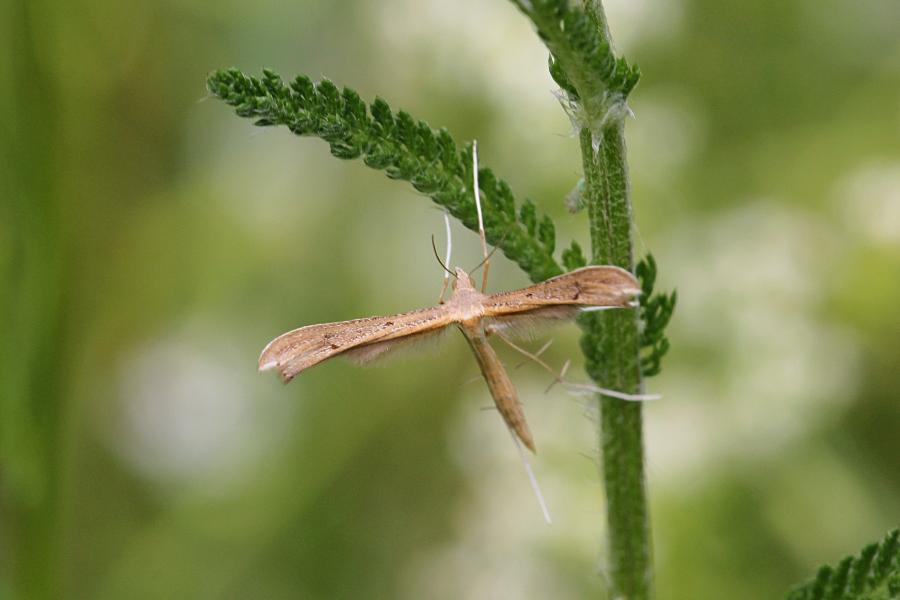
[491,329,660,402]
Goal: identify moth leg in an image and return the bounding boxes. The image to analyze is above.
[493,330,661,401]
[492,330,567,390]
[483,324,555,371]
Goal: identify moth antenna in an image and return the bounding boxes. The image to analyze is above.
[467,244,501,277]
[508,427,552,525]
[431,235,457,281]
[471,140,490,292]
[437,212,453,303]
[468,226,511,277]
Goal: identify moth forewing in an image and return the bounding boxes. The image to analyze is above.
[258,306,456,382]
[483,306,583,341]
[482,266,640,317]
[479,266,640,340]
[342,326,451,365]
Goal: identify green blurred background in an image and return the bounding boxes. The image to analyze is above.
[2,0,899,598]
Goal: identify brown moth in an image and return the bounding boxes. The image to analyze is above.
[258,264,640,452]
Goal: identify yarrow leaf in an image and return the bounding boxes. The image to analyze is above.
[561,240,587,271]
[207,68,562,282]
[785,529,899,600]
[635,254,676,377]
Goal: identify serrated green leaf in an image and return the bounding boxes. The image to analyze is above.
[635,253,676,378]
[206,68,562,282]
[786,529,900,600]
[519,199,537,236]
[562,240,587,270]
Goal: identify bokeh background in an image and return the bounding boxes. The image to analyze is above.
[2,0,899,598]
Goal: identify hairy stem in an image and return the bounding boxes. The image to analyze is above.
[510,0,653,594]
[578,73,654,600]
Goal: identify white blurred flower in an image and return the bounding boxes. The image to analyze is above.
[111,319,294,494]
[833,162,900,245]
[648,202,861,482]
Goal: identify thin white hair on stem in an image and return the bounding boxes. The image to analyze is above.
[472,140,490,292]
[508,427,552,525]
[561,382,660,402]
[577,397,600,422]
[632,219,648,260]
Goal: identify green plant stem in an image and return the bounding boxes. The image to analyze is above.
[577,9,653,595]
[1,2,66,598]
[507,0,652,594]
[579,121,653,598]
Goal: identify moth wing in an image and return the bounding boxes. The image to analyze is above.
[259,305,456,382]
[342,326,451,365]
[483,266,639,315]
[481,266,640,339]
[483,306,582,340]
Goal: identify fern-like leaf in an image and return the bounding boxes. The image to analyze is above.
[635,254,676,377]
[562,240,587,271]
[786,529,900,600]
[207,68,562,283]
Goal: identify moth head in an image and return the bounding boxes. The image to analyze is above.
[452,267,476,290]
